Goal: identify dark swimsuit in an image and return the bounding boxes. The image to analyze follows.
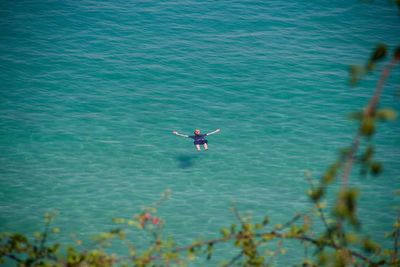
[189,134,208,145]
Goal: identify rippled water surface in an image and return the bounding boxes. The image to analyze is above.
[1,0,399,265]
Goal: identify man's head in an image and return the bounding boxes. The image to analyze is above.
[194,129,201,135]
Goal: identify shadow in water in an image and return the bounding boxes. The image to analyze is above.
[176,154,198,169]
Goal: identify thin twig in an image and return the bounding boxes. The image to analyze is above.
[306,177,338,248]
[231,203,245,226]
[120,228,376,266]
[5,254,23,263]
[265,240,283,267]
[224,252,244,267]
[342,58,399,186]
[281,213,302,230]
[342,134,361,186]
[392,211,400,265]
[39,219,51,253]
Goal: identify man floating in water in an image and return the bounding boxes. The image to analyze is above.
[172,129,221,151]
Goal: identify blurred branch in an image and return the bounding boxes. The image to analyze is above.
[342,57,400,186]
[392,212,400,265]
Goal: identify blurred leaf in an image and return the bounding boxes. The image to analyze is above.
[220,228,230,238]
[308,187,324,202]
[112,218,126,224]
[262,216,269,226]
[44,212,57,224]
[349,65,366,85]
[187,251,196,261]
[262,233,275,241]
[362,237,381,253]
[303,259,317,267]
[360,145,374,163]
[345,233,359,244]
[34,231,43,241]
[316,202,326,209]
[49,243,60,254]
[322,163,340,184]
[335,249,350,267]
[360,117,375,136]
[394,45,400,60]
[255,223,263,230]
[289,225,302,236]
[368,44,387,65]
[369,161,383,175]
[318,252,328,266]
[350,44,388,85]
[243,223,253,232]
[376,108,397,121]
[334,188,359,226]
[127,220,142,229]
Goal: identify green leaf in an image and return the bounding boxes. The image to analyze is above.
[369,44,387,64]
[44,212,56,224]
[322,163,340,184]
[369,161,383,176]
[345,233,359,244]
[334,188,359,226]
[376,108,397,121]
[308,187,324,202]
[255,223,263,230]
[360,117,375,137]
[127,220,142,229]
[220,228,230,238]
[187,251,196,261]
[362,237,381,253]
[112,218,126,224]
[262,233,274,241]
[349,65,366,85]
[360,145,374,163]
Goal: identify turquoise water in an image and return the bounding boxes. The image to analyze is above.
[0,0,399,265]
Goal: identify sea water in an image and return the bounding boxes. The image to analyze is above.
[0,0,399,265]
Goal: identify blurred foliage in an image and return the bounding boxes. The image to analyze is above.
[350,44,388,85]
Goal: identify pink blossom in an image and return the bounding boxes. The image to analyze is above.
[144,213,152,220]
[152,217,160,225]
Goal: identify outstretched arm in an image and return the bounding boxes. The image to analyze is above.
[206,129,221,136]
[172,131,189,138]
